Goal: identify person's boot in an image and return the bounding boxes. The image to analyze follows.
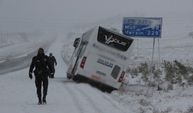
[38,98,42,105]
[42,96,47,104]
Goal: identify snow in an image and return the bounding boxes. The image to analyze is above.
[0,35,132,113]
[1,30,193,113]
[0,3,193,113]
[111,86,193,113]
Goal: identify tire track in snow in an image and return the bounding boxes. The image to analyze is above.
[64,84,85,113]
[78,85,128,113]
[100,93,128,113]
[75,85,104,113]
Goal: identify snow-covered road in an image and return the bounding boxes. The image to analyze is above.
[0,35,54,75]
[0,36,130,113]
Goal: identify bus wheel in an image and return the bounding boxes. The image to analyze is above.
[105,88,114,93]
[72,76,80,83]
[67,73,72,79]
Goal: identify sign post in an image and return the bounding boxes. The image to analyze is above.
[152,37,156,65]
[122,17,162,65]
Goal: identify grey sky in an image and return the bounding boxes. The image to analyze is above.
[0,0,192,32]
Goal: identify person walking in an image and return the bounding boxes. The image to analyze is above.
[48,53,57,78]
[29,48,53,104]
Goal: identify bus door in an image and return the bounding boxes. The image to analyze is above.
[70,39,87,75]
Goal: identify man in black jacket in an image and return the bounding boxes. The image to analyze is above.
[29,48,53,104]
[48,53,57,78]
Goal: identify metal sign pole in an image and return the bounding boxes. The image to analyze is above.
[152,37,155,66]
[158,38,161,66]
[137,39,139,58]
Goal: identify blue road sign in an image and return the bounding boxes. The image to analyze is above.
[122,17,162,38]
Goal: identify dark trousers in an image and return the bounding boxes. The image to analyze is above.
[51,66,55,78]
[35,77,48,101]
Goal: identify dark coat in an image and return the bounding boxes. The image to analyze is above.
[49,56,57,66]
[29,54,52,78]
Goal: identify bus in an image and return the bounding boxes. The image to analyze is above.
[67,26,133,92]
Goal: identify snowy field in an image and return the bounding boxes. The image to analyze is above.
[1,2,193,112]
[1,15,193,113]
[0,36,132,113]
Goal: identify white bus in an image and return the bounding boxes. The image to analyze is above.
[67,26,133,92]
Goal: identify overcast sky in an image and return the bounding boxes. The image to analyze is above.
[0,0,192,32]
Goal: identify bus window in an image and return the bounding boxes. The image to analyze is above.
[73,38,80,48]
[97,27,133,51]
[111,65,121,79]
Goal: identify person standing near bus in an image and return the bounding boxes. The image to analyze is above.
[29,48,53,104]
[48,53,57,78]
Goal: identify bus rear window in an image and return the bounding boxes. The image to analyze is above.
[111,65,121,79]
[97,27,133,51]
